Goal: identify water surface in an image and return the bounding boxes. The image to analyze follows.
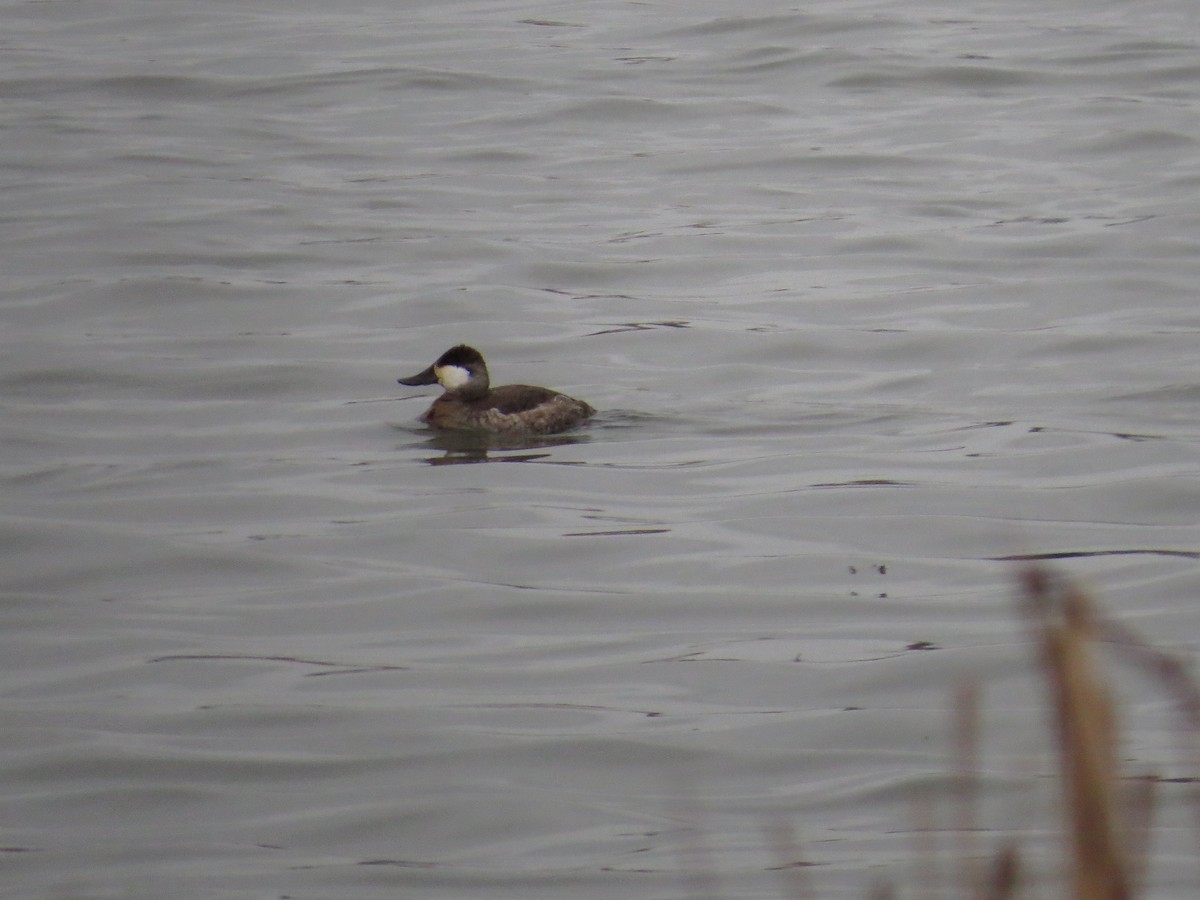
[4,1,1200,897]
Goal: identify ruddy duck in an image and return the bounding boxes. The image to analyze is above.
[397,345,594,435]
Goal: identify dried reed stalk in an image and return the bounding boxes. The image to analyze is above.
[1021,567,1129,900]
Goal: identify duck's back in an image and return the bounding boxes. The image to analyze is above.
[423,384,594,434]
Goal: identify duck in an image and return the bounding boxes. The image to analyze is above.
[397,344,594,435]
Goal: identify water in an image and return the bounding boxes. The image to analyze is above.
[4,1,1200,897]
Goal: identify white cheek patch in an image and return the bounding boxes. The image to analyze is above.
[435,364,471,390]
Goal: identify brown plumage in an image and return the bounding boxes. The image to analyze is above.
[397,345,594,435]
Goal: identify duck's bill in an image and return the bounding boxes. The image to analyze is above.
[398,364,438,386]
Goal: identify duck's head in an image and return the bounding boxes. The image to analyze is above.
[398,344,490,398]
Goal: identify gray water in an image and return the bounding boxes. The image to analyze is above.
[4,1,1200,897]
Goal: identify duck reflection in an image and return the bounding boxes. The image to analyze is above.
[413,428,591,465]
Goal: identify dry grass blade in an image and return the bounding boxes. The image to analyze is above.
[980,842,1020,900]
[953,681,982,900]
[1021,567,1129,900]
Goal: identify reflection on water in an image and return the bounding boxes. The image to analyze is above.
[403,426,593,464]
